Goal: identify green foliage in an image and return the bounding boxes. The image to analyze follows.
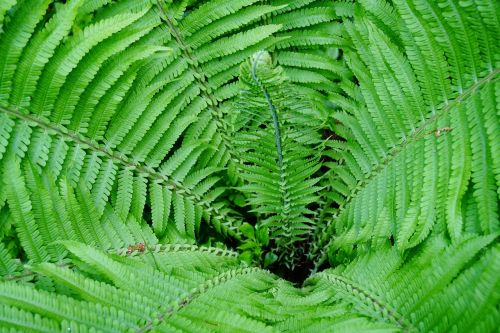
[231,51,323,268]
[310,0,500,268]
[0,0,498,332]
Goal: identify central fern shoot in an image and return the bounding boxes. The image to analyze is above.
[231,51,323,269]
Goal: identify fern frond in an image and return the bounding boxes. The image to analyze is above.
[311,0,500,266]
[231,51,323,267]
[308,235,500,332]
[0,303,60,333]
[1,157,158,265]
[3,233,495,331]
[0,242,19,277]
[3,157,49,263]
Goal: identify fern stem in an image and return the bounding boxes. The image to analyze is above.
[154,0,251,240]
[250,52,285,182]
[136,267,262,332]
[155,0,243,166]
[317,272,413,331]
[112,243,239,258]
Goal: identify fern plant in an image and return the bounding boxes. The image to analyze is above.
[0,0,498,332]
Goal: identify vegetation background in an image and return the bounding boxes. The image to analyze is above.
[0,0,498,332]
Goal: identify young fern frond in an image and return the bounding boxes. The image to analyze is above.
[231,51,323,268]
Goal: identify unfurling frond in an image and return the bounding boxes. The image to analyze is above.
[230,51,323,268]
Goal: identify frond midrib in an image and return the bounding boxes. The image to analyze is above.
[136,267,263,332]
[249,52,287,210]
[155,0,243,166]
[317,272,414,332]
